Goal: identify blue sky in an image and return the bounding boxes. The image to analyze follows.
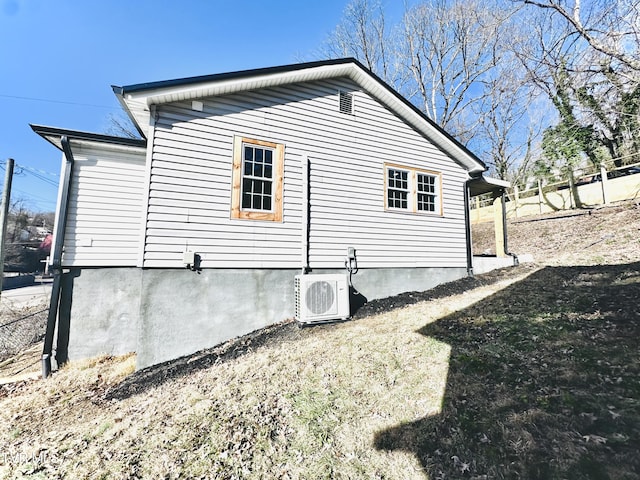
[0,0,379,213]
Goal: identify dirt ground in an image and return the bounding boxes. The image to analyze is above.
[472,199,640,266]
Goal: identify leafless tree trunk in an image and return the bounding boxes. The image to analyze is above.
[474,46,541,182]
[399,0,510,142]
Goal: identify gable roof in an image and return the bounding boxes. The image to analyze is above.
[113,58,486,175]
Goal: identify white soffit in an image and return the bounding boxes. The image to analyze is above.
[69,139,146,155]
[40,135,144,155]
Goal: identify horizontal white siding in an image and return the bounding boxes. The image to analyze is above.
[146,78,469,269]
[62,144,146,267]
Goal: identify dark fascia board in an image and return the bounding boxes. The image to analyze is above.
[114,58,358,95]
[111,57,486,171]
[111,90,148,139]
[30,124,146,151]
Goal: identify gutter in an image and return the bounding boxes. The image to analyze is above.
[463,178,474,277]
[502,190,509,256]
[42,136,74,378]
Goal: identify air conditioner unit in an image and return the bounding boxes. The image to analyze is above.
[295,274,351,324]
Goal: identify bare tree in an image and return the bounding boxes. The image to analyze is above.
[321,0,400,84]
[105,112,140,139]
[475,63,540,182]
[520,0,640,73]
[321,0,547,180]
[398,0,512,142]
[514,1,640,167]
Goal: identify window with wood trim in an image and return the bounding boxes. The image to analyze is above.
[231,136,284,221]
[385,164,442,215]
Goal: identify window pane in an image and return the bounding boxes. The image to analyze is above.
[264,164,272,178]
[241,178,252,209]
[244,146,253,161]
[418,193,435,212]
[416,173,438,212]
[387,168,410,210]
[265,150,272,164]
[264,196,272,211]
[255,148,263,162]
[417,173,435,193]
[244,161,253,176]
[254,162,264,178]
[388,169,408,190]
[388,189,408,209]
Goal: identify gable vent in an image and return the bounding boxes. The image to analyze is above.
[339,91,353,115]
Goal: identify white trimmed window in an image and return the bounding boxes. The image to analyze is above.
[231,136,284,222]
[385,164,442,215]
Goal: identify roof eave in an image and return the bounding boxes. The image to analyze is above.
[468,176,511,197]
[31,124,147,153]
[114,58,486,174]
[112,86,148,139]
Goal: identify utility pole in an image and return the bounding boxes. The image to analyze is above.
[0,158,15,302]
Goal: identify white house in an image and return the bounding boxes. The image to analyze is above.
[33,58,509,371]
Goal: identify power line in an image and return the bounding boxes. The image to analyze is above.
[0,161,59,188]
[0,160,59,178]
[0,93,119,110]
[15,163,59,178]
[16,168,58,188]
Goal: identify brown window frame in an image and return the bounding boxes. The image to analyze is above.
[384,163,443,215]
[231,136,284,222]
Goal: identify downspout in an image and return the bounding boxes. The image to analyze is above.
[301,155,310,274]
[502,189,519,266]
[463,178,474,277]
[42,136,74,378]
[501,189,509,256]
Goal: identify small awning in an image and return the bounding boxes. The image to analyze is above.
[468,176,510,197]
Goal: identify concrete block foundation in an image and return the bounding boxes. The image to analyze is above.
[59,266,470,369]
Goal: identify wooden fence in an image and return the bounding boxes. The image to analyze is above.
[471,166,640,224]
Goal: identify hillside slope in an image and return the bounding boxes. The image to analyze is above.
[1,201,639,479]
[473,200,640,266]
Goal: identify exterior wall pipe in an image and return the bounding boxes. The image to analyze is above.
[42,136,74,378]
[301,155,310,274]
[501,190,509,256]
[502,189,519,266]
[463,178,474,277]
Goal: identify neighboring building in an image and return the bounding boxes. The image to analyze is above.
[33,58,509,370]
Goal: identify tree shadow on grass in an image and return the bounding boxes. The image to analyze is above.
[375,262,640,480]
